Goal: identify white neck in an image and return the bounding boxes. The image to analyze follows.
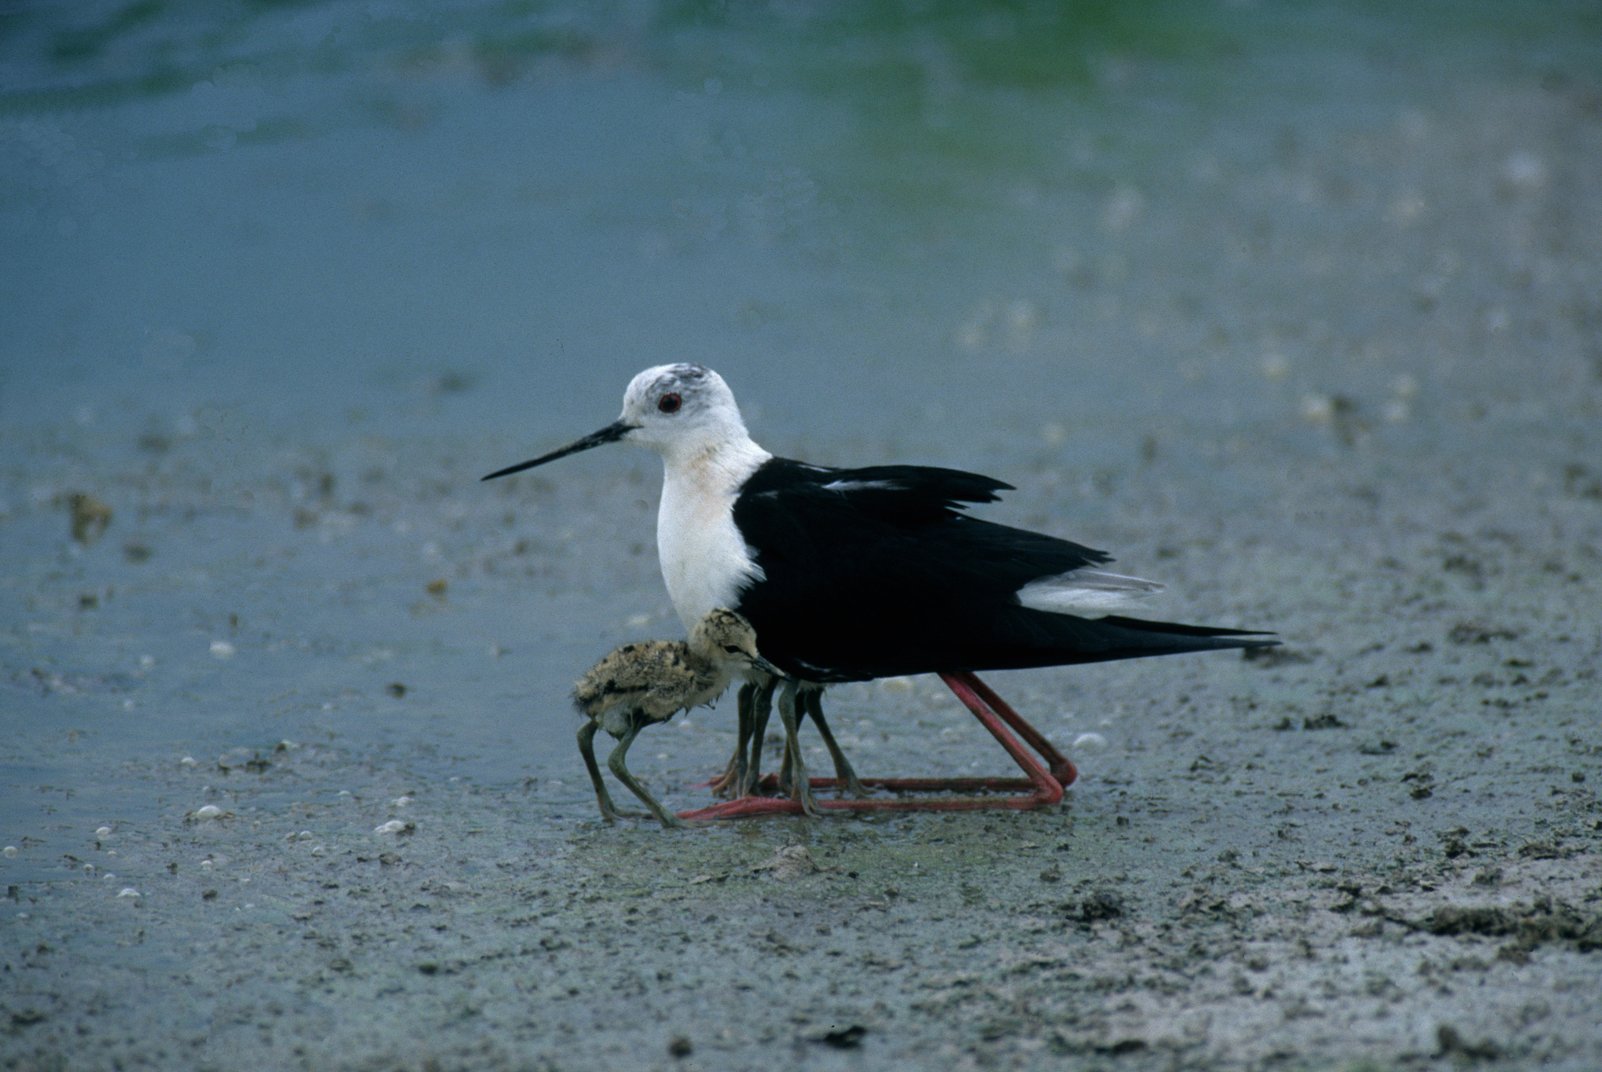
[655,434,771,629]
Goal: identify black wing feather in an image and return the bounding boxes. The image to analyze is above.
[739,462,1013,525]
[731,458,1276,680]
[733,458,1161,680]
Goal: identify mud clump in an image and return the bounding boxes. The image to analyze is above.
[1418,897,1602,953]
[1062,889,1128,926]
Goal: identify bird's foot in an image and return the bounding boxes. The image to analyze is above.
[598,805,653,822]
[789,771,823,818]
[650,808,689,830]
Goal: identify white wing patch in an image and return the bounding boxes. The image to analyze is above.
[823,479,903,493]
[1016,568,1164,615]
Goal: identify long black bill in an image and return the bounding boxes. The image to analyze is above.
[481,420,634,481]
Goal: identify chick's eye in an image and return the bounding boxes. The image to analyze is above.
[723,645,743,655]
[657,392,682,414]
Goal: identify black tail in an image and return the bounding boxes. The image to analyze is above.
[1076,614,1279,660]
[1099,614,1278,642]
[958,610,1281,671]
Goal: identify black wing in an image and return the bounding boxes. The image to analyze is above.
[736,461,1015,523]
[732,458,1131,680]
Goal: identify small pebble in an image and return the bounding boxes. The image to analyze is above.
[2,846,17,859]
[95,825,113,838]
[1072,732,1109,751]
[374,819,409,835]
[117,887,140,900]
[1301,394,1336,423]
[68,493,113,544]
[209,640,236,659]
[193,804,224,820]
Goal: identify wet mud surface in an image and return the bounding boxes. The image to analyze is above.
[5,7,1602,1071]
[6,394,1600,1070]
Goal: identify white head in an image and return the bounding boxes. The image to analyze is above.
[616,364,750,461]
[482,363,756,480]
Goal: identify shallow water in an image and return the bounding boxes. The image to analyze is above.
[8,2,1593,435]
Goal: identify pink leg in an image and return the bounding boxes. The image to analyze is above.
[676,671,1069,820]
[954,671,1079,788]
[718,671,1076,795]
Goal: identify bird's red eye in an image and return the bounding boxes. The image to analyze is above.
[658,393,682,414]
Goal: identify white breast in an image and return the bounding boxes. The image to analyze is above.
[656,447,768,629]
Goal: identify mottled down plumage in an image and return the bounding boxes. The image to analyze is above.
[574,642,728,736]
[572,609,769,828]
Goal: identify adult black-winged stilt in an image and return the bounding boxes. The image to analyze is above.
[489,364,1276,817]
[573,608,775,828]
